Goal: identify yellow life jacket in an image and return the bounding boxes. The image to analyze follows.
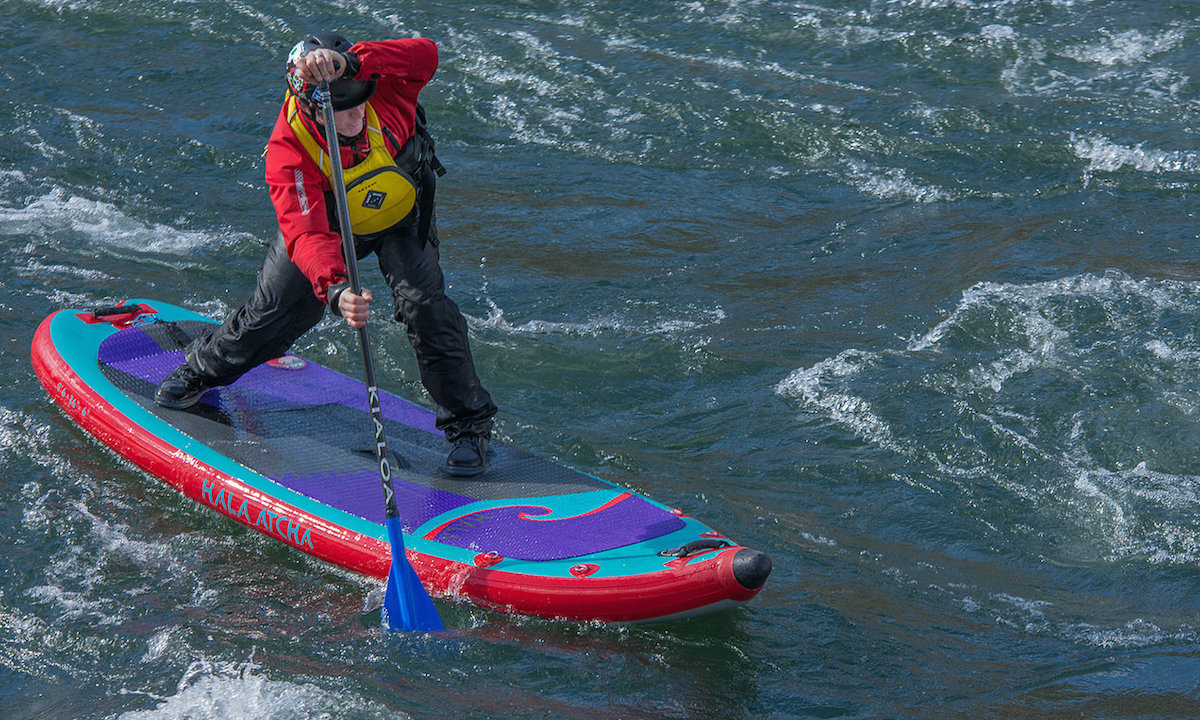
[286,96,417,235]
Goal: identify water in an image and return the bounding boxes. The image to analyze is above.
[4,0,1200,717]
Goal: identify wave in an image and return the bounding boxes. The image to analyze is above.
[982,591,1195,649]
[841,162,951,203]
[1070,133,1200,183]
[778,272,1200,566]
[1,186,254,255]
[474,297,725,340]
[999,26,1193,101]
[1060,28,1185,67]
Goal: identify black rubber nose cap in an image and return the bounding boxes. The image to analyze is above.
[732,548,772,590]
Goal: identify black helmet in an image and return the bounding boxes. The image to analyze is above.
[286,32,376,110]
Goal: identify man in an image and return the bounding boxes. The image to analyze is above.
[155,32,497,476]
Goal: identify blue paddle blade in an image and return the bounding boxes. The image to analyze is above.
[382,516,444,632]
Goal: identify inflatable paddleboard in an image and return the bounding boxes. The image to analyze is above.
[31,300,771,623]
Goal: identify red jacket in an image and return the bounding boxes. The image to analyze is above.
[265,38,439,303]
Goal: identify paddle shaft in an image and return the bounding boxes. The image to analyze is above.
[316,85,400,522]
[314,84,443,632]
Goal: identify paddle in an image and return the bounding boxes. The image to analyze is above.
[315,82,444,632]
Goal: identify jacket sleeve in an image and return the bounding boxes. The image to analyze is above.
[350,38,438,85]
[264,106,347,304]
[349,38,438,151]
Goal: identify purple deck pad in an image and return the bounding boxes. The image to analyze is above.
[99,328,438,433]
[274,468,473,533]
[425,493,684,561]
[98,324,685,561]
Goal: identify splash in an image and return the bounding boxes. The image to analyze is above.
[118,660,404,720]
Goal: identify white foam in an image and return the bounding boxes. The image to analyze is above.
[21,258,113,283]
[1067,618,1180,649]
[0,604,68,682]
[119,660,404,720]
[77,500,177,572]
[985,593,1195,648]
[1,407,81,512]
[970,311,1067,393]
[1070,133,1200,180]
[909,273,1194,354]
[1071,467,1129,531]
[24,0,99,10]
[143,627,178,663]
[979,24,1017,43]
[21,490,208,628]
[776,350,900,450]
[843,162,950,203]
[1145,339,1175,360]
[1061,29,1184,67]
[993,592,1052,616]
[476,298,725,339]
[0,407,50,465]
[1067,457,1200,564]
[0,187,248,254]
[999,25,1190,101]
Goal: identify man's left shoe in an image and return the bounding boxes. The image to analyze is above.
[155,364,209,409]
[446,434,489,477]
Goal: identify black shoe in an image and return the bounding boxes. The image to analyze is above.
[155,364,209,409]
[446,434,489,477]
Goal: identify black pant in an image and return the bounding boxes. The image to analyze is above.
[184,213,497,442]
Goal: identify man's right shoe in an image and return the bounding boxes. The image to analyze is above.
[155,364,209,409]
[446,434,489,477]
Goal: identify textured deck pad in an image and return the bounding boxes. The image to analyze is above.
[96,320,684,561]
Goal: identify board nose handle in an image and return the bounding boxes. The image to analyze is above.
[658,538,730,558]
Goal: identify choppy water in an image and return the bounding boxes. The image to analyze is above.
[4,0,1200,717]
